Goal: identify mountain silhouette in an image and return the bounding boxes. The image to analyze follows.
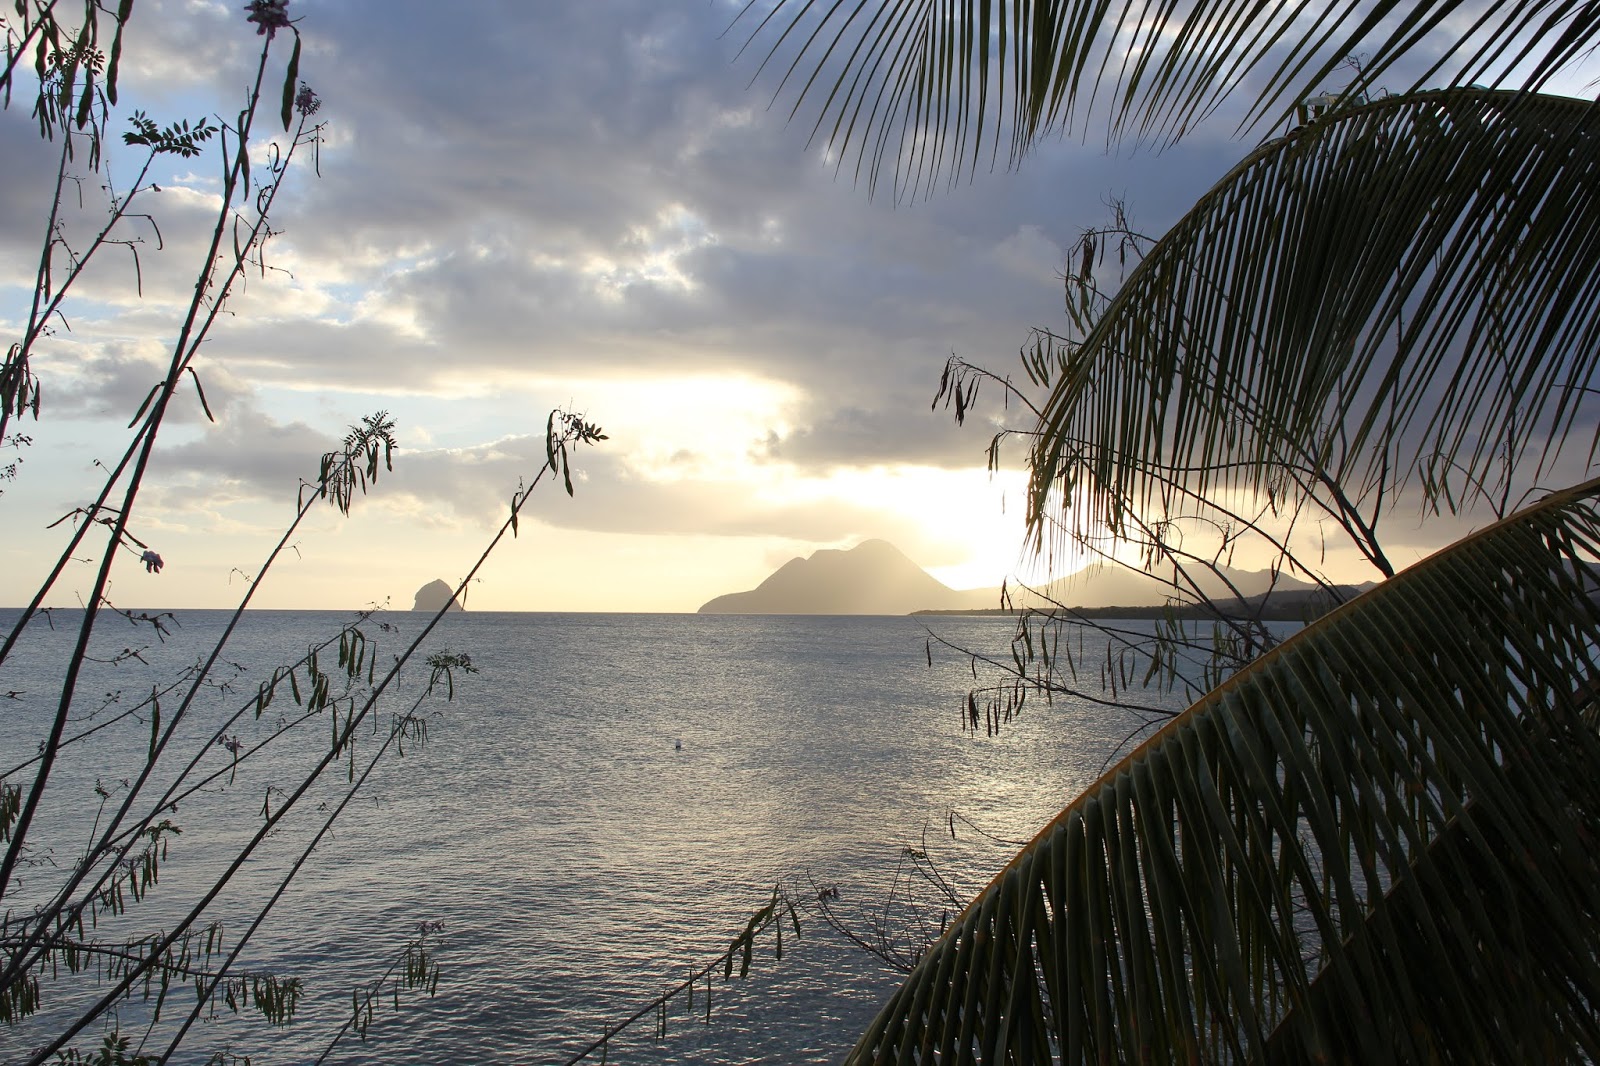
[1040,562,1318,609]
[699,541,1337,616]
[697,540,996,615]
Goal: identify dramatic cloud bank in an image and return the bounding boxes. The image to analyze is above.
[0,1,1364,611]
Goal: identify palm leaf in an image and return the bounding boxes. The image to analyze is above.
[848,476,1600,1063]
[738,0,1600,198]
[1028,88,1600,537]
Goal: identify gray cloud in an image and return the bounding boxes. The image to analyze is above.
[146,401,959,551]
[387,440,912,542]
[43,344,252,425]
[762,403,993,470]
[6,0,1411,566]
[158,406,340,498]
[171,0,1249,427]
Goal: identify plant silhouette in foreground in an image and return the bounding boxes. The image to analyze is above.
[746,1,1600,1060]
[0,4,606,1062]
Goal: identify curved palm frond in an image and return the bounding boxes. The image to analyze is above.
[1029,88,1600,538]
[737,0,1600,198]
[849,476,1600,1063]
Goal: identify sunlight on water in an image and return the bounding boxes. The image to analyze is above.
[0,610,1183,1064]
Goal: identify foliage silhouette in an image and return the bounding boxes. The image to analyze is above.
[0,5,606,1062]
[746,1,1600,1060]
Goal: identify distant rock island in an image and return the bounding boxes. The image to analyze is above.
[413,579,464,612]
[697,540,996,615]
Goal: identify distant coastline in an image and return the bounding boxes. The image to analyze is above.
[915,592,1362,623]
[699,538,1366,619]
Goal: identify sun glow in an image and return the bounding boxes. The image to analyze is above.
[794,465,1065,592]
[546,372,800,476]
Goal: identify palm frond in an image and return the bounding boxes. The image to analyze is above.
[1029,88,1600,537]
[849,476,1600,1063]
[737,1,1600,198]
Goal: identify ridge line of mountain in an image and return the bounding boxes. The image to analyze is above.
[697,539,1353,616]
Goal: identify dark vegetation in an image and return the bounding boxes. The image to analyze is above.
[0,5,603,1062]
[9,1,1600,1062]
[739,0,1600,1060]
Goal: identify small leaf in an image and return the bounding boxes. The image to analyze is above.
[74,59,94,129]
[127,383,160,428]
[187,367,214,422]
[280,34,301,131]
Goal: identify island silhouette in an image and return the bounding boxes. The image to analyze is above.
[698,539,1358,616]
[698,540,995,614]
[413,579,464,612]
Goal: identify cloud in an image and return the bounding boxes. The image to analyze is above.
[144,396,986,560]
[157,405,340,499]
[12,0,1439,610]
[41,340,253,425]
[763,404,991,469]
[988,225,1069,284]
[116,0,1246,435]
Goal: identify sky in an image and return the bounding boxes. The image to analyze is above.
[0,1,1578,613]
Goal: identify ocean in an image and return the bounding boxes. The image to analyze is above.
[0,609,1183,1064]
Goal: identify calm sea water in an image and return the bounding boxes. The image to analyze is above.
[0,609,1178,1065]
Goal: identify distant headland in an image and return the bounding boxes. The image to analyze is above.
[413,579,464,612]
[697,539,1367,618]
[697,539,996,615]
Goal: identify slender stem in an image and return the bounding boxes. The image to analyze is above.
[0,103,72,451]
[559,903,783,1066]
[312,935,437,1065]
[0,480,323,992]
[0,32,272,913]
[160,681,438,1059]
[0,424,154,669]
[18,425,581,1062]
[15,134,328,949]
[0,150,162,668]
